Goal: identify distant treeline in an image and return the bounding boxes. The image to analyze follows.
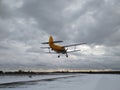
[0,70,51,75]
[0,70,120,75]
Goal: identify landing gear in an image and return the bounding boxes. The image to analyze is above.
[58,55,60,58]
[58,53,68,58]
[66,53,68,57]
[66,55,68,57]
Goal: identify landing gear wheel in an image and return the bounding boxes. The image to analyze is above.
[58,55,60,58]
[66,55,68,58]
[66,53,68,58]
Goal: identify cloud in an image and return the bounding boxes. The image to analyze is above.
[0,0,120,70]
[19,0,120,45]
[0,0,12,18]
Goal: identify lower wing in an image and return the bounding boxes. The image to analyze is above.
[44,50,81,54]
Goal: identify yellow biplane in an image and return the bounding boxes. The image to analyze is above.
[41,36,86,58]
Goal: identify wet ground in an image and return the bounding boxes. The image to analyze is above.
[0,74,120,90]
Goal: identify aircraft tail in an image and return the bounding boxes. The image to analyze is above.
[41,41,63,44]
[41,36,63,44]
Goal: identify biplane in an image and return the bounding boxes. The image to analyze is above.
[41,36,86,58]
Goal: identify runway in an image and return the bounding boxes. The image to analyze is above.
[0,75,77,88]
[0,74,120,90]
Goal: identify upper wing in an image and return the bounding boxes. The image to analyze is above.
[63,43,86,47]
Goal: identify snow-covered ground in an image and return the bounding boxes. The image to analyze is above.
[0,74,120,90]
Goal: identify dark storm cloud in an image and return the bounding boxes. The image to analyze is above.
[19,0,75,40]
[0,0,11,18]
[18,0,120,46]
[0,22,9,40]
[67,0,120,45]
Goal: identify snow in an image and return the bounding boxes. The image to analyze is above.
[0,74,72,84]
[0,74,120,90]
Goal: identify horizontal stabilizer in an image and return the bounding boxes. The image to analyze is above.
[53,41,63,43]
[41,41,63,44]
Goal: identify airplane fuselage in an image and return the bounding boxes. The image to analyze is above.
[49,36,66,54]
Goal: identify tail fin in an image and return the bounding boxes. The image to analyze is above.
[41,36,63,44]
[49,36,53,43]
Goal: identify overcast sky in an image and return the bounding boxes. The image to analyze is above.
[0,0,120,71]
